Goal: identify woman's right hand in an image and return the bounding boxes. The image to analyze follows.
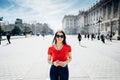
[53,60,60,67]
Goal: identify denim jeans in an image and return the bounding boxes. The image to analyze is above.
[50,65,69,80]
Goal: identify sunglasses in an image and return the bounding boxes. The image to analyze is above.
[56,35,64,38]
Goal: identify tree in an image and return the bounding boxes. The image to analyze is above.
[0,26,4,35]
[11,26,22,35]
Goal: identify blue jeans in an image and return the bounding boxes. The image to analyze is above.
[50,65,69,80]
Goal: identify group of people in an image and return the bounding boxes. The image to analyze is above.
[47,30,114,80]
[47,30,113,80]
[0,30,114,80]
[98,33,113,43]
[3,30,114,80]
[83,33,113,43]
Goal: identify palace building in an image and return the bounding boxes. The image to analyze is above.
[62,0,120,39]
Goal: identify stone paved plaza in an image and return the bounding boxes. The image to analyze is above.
[0,36,120,80]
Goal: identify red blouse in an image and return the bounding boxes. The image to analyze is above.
[48,44,71,62]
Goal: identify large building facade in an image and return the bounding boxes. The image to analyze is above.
[62,15,77,34]
[87,0,120,38]
[62,12,87,35]
[62,0,120,39]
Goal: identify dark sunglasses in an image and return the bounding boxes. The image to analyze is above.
[56,35,64,38]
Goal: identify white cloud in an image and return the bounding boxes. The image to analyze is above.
[0,0,98,31]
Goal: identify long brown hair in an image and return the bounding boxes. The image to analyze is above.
[52,30,66,45]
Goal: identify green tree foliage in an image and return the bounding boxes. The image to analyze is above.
[11,26,22,35]
[0,26,4,35]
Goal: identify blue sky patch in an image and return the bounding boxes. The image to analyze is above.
[0,0,19,8]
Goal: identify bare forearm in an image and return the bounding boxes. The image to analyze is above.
[65,58,72,64]
[48,55,53,65]
[48,59,53,65]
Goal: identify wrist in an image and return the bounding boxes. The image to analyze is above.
[65,60,70,64]
[52,62,54,65]
[52,62,56,65]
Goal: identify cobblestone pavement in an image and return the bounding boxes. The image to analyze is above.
[0,36,120,80]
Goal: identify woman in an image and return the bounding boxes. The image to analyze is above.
[48,30,72,80]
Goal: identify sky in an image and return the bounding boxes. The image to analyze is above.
[0,0,99,31]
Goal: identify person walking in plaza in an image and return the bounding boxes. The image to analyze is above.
[47,30,72,80]
[101,34,105,43]
[87,34,90,39]
[6,33,11,44]
[109,34,113,41]
[84,34,86,38]
[78,33,82,45]
[91,33,95,40]
[97,33,100,40]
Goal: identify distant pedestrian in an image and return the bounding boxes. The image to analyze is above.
[101,34,105,43]
[47,30,72,80]
[84,34,86,38]
[87,34,90,39]
[6,33,11,44]
[109,34,113,41]
[91,33,94,40]
[97,34,100,40]
[78,33,82,45]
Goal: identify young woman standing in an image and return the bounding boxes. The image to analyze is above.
[48,30,72,80]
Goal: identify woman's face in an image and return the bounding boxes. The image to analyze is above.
[56,32,64,43]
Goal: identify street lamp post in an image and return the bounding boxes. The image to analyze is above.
[96,16,102,40]
[87,24,89,34]
[97,17,102,34]
[110,18,113,35]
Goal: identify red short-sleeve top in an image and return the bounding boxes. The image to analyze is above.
[48,44,71,62]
